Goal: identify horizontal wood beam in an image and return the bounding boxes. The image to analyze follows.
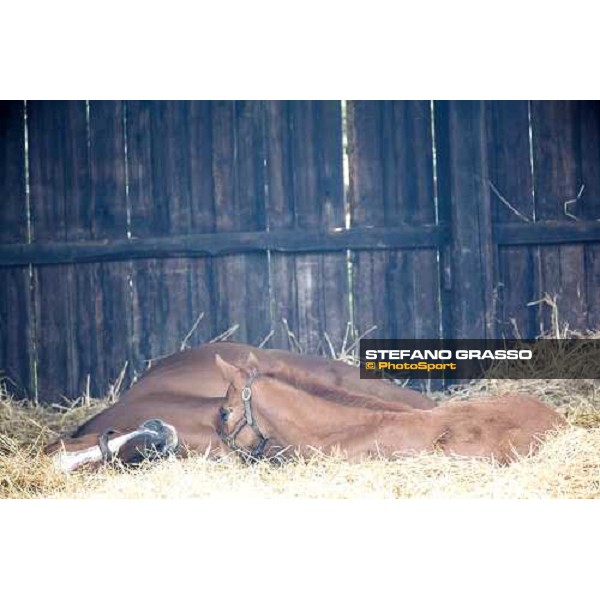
[495,221,600,246]
[0,225,449,267]
[3,221,599,267]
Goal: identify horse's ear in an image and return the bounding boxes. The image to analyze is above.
[246,352,259,370]
[215,353,241,384]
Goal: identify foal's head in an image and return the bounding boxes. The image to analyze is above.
[215,352,269,457]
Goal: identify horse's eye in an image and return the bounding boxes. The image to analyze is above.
[219,407,229,422]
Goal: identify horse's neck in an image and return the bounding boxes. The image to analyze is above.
[254,376,382,444]
[263,365,404,411]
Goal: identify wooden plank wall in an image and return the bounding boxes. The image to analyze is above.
[579,102,600,331]
[347,101,442,342]
[434,100,495,340]
[126,101,216,374]
[488,101,600,337]
[2,100,600,400]
[88,101,133,390]
[28,101,87,399]
[0,101,33,396]
[211,101,270,347]
[27,101,133,399]
[531,101,588,333]
[487,101,536,338]
[265,101,348,354]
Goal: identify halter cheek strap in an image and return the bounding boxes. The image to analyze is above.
[223,369,269,459]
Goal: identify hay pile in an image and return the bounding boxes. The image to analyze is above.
[1,373,600,499]
[0,386,115,499]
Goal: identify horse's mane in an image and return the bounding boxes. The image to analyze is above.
[259,363,405,411]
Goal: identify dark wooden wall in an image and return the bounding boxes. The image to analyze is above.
[1,100,600,401]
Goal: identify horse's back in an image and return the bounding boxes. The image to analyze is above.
[123,342,434,409]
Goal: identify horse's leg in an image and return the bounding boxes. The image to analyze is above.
[46,419,179,473]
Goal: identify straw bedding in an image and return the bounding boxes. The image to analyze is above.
[2,372,599,499]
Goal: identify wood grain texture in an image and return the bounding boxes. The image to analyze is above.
[383,101,440,340]
[264,101,299,348]
[434,100,495,339]
[234,101,270,345]
[576,102,600,332]
[28,101,87,399]
[348,101,440,348]
[4,100,600,400]
[487,100,537,338]
[211,101,270,346]
[88,101,132,391]
[289,101,348,353]
[127,101,217,375]
[0,101,34,395]
[531,101,587,332]
[347,101,389,340]
[0,224,447,266]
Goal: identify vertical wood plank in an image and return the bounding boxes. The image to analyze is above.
[576,101,600,332]
[0,101,34,396]
[186,101,218,348]
[316,101,350,351]
[577,102,600,221]
[0,101,28,244]
[211,101,270,346]
[384,101,440,340]
[290,101,348,353]
[434,100,495,339]
[235,101,271,345]
[127,101,217,373]
[292,102,323,353]
[487,100,538,338]
[347,101,389,340]
[531,101,587,332]
[62,101,97,399]
[264,101,299,349]
[87,101,132,391]
[348,101,440,346]
[28,101,88,399]
[211,101,241,340]
[125,100,157,366]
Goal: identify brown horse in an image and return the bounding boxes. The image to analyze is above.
[111,342,434,409]
[47,342,434,471]
[216,354,567,463]
[45,395,228,472]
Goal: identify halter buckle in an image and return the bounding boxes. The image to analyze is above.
[242,386,254,425]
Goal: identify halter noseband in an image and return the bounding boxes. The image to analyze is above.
[222,368,269,459]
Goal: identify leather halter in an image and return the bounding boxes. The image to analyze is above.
[222,368,269,459]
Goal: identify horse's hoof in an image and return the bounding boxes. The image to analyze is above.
[106,420,179,465]
[140,419,180,455]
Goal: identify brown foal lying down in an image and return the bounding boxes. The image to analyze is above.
[216,354,567,464]
[47,342,433,472]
